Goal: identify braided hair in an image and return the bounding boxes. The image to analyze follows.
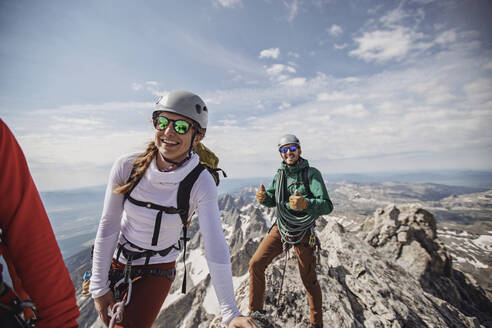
[113,141,158,194]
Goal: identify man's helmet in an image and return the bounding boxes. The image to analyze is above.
[153,90,208,129]
[278,134,300,149]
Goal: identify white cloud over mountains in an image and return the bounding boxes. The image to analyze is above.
[329,24,343,37]
[283,0,300,22]
[3,0,491,190]
[212,0,242,8]
[350,26,423,62]
[259,48,280,59]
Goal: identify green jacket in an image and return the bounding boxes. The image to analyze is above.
[262,158,333,217]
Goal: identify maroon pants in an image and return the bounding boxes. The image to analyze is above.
[111,260,175,328]
[249,225,323,325]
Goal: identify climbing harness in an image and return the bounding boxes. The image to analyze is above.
[106,244,177,327]
[121,161,205,293]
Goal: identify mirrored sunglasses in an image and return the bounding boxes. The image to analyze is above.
[279,145,298,154]
[153,116,191,135]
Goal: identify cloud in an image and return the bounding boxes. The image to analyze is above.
[317,92,356,101]
[288,51,300,58]
[259,48,280,59]
[212,0,243,8]
[331,103,368,118]
[198,35,492,177]
[350,26,423,62]
[8,4,492,190]
[379,6,410,26]
[266,64,297,82]
[408,77,457,105]
[463,78,492,105]
[283,0,299,22]
[328,24,343,37]
[435,29,457,44]
[278,102,291,110]
[132,81,165,96]
[49,117,106,131]
[334,43,348,50]
[171,28,264,79]
[280,77,306,87]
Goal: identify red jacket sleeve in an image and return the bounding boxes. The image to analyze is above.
[0,120,79,327]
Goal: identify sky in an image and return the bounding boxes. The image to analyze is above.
[1,0,492,191]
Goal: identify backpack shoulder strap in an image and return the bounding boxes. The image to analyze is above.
[176,163,205,294]
[177,163,206,225]
[302,166,315,199]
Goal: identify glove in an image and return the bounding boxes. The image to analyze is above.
[256,184,266,203]
[289,190,308,211]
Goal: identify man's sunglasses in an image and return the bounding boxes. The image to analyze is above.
[279,145,299,154]
[153,116,192,135]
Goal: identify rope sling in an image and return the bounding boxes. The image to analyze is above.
[275,168,317,245]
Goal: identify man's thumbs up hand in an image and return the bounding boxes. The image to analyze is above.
[256,184,266,204]
[289,189,308,211]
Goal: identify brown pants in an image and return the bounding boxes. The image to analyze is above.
[249,225,323,325]
[110,260,175,328]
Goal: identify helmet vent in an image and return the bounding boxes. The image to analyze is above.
[203,106,207,112]
[195,104,202,114]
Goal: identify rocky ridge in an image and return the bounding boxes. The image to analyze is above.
[206,204,492,328]
[72,184,492,327]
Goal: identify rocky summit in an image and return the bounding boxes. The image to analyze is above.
[73,185,492,328]
[207,204,491,328]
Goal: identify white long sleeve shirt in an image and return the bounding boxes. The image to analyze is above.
[90,152,241,325]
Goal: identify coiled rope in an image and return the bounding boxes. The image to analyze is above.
[275,169,317,245]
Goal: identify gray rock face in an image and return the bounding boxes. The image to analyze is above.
[229,218,490,327]
[360,204,451,279]
[153,276,214,328]
[210,203,491,328]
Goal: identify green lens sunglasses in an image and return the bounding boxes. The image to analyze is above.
[153,116,192,134]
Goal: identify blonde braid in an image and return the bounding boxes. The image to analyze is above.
[113,141,158,194]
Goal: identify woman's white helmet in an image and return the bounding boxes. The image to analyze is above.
[278,134,300,149]
[154,90,208,129]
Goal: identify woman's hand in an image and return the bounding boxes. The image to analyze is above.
[228,316,259,328]
[94,290,115,326]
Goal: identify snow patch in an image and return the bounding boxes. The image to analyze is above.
[162,290,182,308]
[203,283,221,315]
[472,235,492,251]
[186,248,209,285]
[454,255,489,269]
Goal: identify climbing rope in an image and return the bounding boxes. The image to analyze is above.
[275,169,317,245]
[108,301,125,328]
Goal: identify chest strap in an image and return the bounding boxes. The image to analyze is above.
[125,196,186,246]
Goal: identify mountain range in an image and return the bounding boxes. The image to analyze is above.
[59,178,492,327]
